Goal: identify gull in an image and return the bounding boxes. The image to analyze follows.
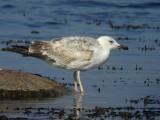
[11,36,128,94]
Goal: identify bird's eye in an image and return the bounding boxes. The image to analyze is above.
[109,41,113,44]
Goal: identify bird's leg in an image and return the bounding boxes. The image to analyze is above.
[77,71,84,94]
[74,71,79,92]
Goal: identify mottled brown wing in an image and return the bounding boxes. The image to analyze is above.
[42,40,93,65]
[29,39,93,65]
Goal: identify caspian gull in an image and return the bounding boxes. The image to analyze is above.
[11,36,128,94]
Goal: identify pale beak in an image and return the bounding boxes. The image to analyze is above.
[117,45,129,50]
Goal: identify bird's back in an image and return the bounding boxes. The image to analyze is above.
[48,36,100,70]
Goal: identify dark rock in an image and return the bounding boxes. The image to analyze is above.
[0,115,8,120]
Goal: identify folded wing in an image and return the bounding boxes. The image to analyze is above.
[29,37,95,68]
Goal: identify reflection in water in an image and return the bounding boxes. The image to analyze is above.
[0,94,83,119]
[73,93,83,119]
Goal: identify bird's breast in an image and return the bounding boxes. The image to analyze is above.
[83,49,110,70]
[95,50,110,66]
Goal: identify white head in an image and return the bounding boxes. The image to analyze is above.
[97,36,128,50]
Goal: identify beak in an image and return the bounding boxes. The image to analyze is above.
[117,45,129,50]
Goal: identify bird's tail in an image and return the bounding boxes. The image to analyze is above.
[28,41,50,60]
[29,41,48,53]
[9,45,29,57]
[6,41,52,61]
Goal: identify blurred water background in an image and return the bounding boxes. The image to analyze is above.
[0,0,160,119]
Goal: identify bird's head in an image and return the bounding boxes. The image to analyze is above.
[97,36,128,50]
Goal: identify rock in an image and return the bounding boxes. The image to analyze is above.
[0,115,8,120]
[0,69,71,99]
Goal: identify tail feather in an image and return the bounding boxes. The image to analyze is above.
[29,41,47,53]
[9,41,52,61]
[11,45,29,56]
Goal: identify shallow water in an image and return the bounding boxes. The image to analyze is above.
[0,0,160,119]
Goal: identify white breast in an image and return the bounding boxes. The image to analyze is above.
[80,47,110,71]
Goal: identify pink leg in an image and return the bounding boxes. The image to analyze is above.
[77,71,84,94]
[74,71,79,92]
